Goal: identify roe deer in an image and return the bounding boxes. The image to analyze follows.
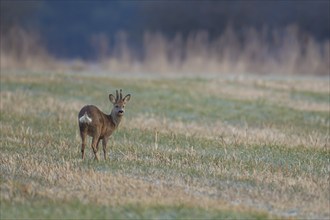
[78,89,131,160]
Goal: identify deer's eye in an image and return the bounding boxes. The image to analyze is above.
[115,105,119,108]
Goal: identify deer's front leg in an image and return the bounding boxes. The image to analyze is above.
[102,138,108,160]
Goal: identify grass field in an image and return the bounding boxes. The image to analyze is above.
[0,70,329,219]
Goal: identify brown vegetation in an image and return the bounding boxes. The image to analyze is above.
[0,26,57,70]
[1,25,329,75]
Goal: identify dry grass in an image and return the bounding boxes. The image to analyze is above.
[126,115,328,149]
[199,77,330,112]
[0,70,329,219]
[0,153,236,210]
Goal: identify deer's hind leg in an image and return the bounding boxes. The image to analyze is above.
[91,135,101,161]
[80,130,87,160]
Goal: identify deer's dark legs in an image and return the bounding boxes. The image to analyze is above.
[91,136,100,161]
[102,138,108,160]
[96,138,101,151]
[80,132,87,160]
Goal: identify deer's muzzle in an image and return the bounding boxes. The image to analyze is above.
[118,110,124,116]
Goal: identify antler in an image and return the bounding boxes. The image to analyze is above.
[116,90,119,102]
[119,89,123,100]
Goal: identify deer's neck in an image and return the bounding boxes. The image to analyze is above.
[109,113,122,128]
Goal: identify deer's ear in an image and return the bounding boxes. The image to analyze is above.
[123,94,131,103]
[109,94,116,104]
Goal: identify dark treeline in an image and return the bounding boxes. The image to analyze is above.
[1,1,329,60]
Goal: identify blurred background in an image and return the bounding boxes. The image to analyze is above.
[1,0,329,75]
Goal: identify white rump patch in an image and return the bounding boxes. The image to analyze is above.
[79,112,92,124]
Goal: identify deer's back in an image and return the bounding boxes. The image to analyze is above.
[78,105,103,120]
[78,105,114,136]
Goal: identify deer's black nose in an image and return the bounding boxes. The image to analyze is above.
[118,110,124,114]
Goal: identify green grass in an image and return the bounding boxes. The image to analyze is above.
[1,70,329,219]
[0,199,269,219]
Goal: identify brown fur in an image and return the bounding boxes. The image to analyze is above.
[78,89,131,160]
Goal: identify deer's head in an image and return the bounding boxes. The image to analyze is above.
[109,89,131,117]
